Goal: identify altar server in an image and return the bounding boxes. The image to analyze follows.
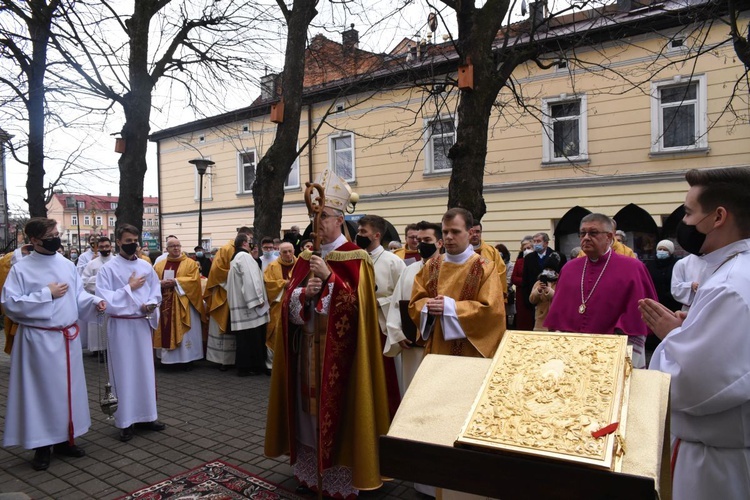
[641,167,750,500]
[2,217,105,470]
[96,223,164,442]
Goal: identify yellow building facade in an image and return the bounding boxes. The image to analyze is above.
[151,5,750,258]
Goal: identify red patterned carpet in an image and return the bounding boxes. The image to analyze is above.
[118,459,302,499]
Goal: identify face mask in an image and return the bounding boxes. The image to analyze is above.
[100,250,111,257]
[523,248,533,257]
[121,242,138,256]
[355,235,372,250]
[541,269,558,279]
[196,251,204,258]
[70,253,78,260]
[676,214,713,255]
[533,243,544,253]
[263,250,274,258]
[41,237,61,253]
[656,250,669,260]
[273,250,280,258]
[418,242,437,260]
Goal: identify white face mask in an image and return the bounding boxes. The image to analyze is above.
[523,249,533,256]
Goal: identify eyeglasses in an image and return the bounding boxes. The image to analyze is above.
[578,230,605,238]
[167,245,181,249]
[319,212,338,220]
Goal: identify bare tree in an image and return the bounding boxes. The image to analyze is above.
[0,0,62,216]
[54,0,271,233]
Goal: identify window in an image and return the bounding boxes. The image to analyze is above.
[109,217,115,226]
[237,150,256,194]
[71,215,78,226]
[424,117,455,173]
[542,95,588,163]
[650,75,707,153]
[329,133,355,182]
[285,146,301,190]
[95,216,102,226]
[194,162,213,201]
[77,201,85,209]
[110,202,117,209]
[84,215,91,225]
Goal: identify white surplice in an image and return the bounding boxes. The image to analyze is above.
[371,246,407,334]
[384,259,425,395]
[96,254,162,429]
[2,252,103,449]
[75,248,95,276]
[81,254,114,351]
[650,239,750,500]
[670,253,707,312]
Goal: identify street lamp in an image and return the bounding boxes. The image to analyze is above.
[189,158,215,247]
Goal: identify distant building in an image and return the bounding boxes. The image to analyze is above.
[47,193,160,253]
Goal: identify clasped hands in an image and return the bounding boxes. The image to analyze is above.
[638,298,686,340]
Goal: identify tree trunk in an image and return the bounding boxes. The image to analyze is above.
[252,0,318,241]
[115,2,155,237]
[24,2,58,217]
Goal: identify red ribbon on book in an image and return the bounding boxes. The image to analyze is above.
[591,422,619,438]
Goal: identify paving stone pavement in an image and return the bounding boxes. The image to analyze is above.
[0,336,425,500]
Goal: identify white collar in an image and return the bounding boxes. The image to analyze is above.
[445,244,475,264]
[321,234,347,258]
[588,248,612,263]
[369,245,384,257]
[701,238,750,270]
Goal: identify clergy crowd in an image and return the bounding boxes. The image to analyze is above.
[1,166,750,500]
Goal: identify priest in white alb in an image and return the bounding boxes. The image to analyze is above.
[2,217,106,471]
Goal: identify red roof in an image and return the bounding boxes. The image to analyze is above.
[53,193,158,210]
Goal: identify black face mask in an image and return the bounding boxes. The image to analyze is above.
[120,242,138,256]
[99,250,111,257]
[676,221,706,255]
[418,242,437,260]
[355,235,372,250]
[41,237,61,253]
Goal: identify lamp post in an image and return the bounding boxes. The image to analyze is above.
[189,158,215,247]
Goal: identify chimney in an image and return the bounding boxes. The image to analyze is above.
[342,24,358,53]
[529,0,548,30]
[260,73,280,101]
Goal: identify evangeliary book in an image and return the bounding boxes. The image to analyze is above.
[455,330,631,471]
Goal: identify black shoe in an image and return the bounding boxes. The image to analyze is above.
[52,442,85,458]
[295,485,315,496]
[31,447,51,471]
[264,368,272,376]
[134,420,166,431]
[119,426,134,442]
[218,365,228,372]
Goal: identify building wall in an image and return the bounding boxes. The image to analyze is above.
[155,23,750,250]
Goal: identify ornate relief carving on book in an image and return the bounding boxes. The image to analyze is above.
[456,330,632,471]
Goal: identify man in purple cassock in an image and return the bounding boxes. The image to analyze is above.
[545,213,657,367]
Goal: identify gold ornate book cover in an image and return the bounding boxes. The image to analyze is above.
[455,330,631,471]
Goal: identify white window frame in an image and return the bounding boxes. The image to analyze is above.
[237,149,257,194]
[284,144,301,190]
[542,94,588,164]
[95,215,102,226]
[108,216,115,227]
[71,215,78,226]
[110,202,117,209]
[77,201,85,209]
[193,160,213,201]
[328,132,355,182]
[84,215,91,225]
[424,115,456,174]
[650,75,707,154]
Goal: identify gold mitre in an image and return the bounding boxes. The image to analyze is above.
[317,168,352,213]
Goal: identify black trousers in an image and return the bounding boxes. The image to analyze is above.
[235,324,267,372]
